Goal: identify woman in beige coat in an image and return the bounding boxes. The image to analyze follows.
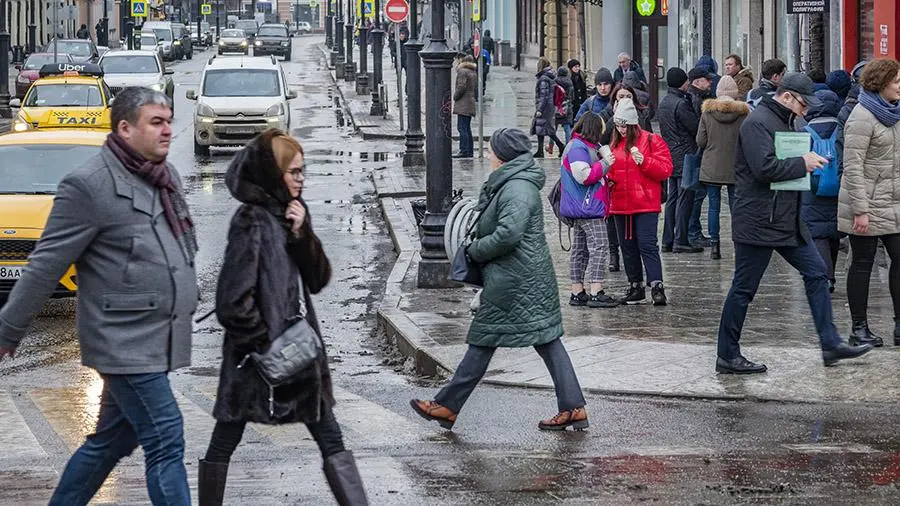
[696,75,749,259]
[838,58,900,348]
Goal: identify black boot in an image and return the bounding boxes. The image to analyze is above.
[609,249,620,272]
[198,459,229,506]
[324,451,369,506]
[894,318,900,346]
[710,241,721,260]
[848,320,884,347]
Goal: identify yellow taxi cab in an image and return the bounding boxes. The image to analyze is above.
[10,63,113,133]
[0,130,108,302]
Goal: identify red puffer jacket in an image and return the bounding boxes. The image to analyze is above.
[607,129,673,215]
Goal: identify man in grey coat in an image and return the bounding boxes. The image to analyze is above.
[0,87,198,505]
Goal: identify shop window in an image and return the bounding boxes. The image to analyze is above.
[678,0,699,69]
[859,0,875,60]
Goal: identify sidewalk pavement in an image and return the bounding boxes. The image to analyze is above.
[321,43,537,141]
[372,155,900,405]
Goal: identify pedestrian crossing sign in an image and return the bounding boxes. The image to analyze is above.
[201,3,212,15]
[131,0,147,17]
[357,0,374,19]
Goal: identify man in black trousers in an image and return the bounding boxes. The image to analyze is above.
[715,73,873,374]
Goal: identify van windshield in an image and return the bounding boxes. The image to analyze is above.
[203,69,280,97]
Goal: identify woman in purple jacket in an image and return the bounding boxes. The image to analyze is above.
[560,112,618,308]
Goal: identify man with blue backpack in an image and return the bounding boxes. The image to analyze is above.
[800,89,844,293]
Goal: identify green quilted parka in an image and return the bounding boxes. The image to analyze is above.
[466,153,564,348]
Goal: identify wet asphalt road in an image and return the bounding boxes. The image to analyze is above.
[0,37,899,504]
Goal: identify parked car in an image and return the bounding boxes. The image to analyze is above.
[217,29,249,55]
[139,32,166,61]
[42,39,99,63]
[187,55,296,155]
[14,53,75,99]
[254,23,291,60]
[293,21,312,35]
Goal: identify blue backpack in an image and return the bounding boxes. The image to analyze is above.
[804,120,840,197]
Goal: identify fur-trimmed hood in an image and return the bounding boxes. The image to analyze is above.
[701,97,750,123]
[458,61,477,72]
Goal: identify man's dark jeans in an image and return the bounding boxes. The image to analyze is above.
[457,115,473,156]
[49,373,189,506]
[689,185,707,242]
[717,241,843,360]
[662,175,695,247]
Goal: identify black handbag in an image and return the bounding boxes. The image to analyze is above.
[238,317,322,416]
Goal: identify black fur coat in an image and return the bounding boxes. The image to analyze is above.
[212,133,334,425]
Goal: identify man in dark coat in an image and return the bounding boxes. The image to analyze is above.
[748,58,786,108]
[716,73,873,374]
[696,55,721,97]
[658,67,703,253]
[76,23,90,40]
[613,52,647,85]
[687,66,717,246]
[575,67,614,122]
[568,59,588,114]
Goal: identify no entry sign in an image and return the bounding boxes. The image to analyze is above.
[385,0,409,23]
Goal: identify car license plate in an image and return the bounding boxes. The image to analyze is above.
[0,266,23,280]
[227,126,255,134]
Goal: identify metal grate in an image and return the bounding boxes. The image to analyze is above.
[0,240,36,261]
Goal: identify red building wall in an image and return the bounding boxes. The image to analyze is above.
[845,0,900,69]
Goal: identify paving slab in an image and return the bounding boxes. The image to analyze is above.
[374,153,900,404]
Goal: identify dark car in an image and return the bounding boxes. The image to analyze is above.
[42,39,99,63]
[253,24,291,60]
[14,53,76,99]
[171,23,194,59]
[235,19,259,42]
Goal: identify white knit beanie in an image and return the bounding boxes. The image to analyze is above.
[613,98,640,126]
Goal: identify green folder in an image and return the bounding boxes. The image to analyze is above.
[770,131,811,191]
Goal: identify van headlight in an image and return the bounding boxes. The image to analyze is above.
[255,40,262,46]
[266,103,284,117]
[218,40,225,46]
[240,40,248,47]
[150,82,165,91]
[16,74,30,84]
[281,41,289,46]
[197,103,215,118]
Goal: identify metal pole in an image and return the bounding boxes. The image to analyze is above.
[53,0,58,61]
[99,0,108,47]
[395,22,403,131]
[369,0,384,116]
[333,0,344,74]
[344,0,355,80]
[28,0,36,53]
[197,0,202,50]
[325,0,333,48]
[402,0,424,167]
[216,0,220,39]
[0,0,10,119]
[477,21,483,158]
[417,0,455,288]
[355,24,369,94]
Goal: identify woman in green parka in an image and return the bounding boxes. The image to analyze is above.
[411,128,588,431]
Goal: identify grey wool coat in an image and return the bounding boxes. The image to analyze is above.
[838,103,900,236]
[213,135,334,425]
[453,61,478,117]
[0,146,199,374]
[530,66,558,136]
[696,97,750,185]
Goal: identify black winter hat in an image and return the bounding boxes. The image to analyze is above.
[567,58,581,70]
[594,67,614,85]
[666,67,688,88]
[490,128,533,162]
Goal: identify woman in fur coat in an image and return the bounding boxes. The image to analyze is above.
[198,129,368,506]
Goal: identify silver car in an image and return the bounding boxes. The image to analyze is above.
[217,29,249,55]
[100,50,175,107]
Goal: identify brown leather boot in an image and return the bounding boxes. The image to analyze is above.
[538,407,589,431]
[410,399,457,430]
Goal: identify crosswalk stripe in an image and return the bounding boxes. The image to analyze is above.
[0,391,47,463]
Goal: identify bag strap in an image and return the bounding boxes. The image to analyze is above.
[558,220,572,252]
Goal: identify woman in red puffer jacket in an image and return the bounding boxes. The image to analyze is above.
[606,98,673,306]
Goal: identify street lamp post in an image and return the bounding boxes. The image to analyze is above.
[216,0,220,39]
[0,0,11,120]
[344,0,355,81]
[368,0,384,116]
[333,0,344,78]
[324,0,333,50]
[28,0,37,53]
[355,24,369,95]
[402,0,424,167]
[417,0,455,288]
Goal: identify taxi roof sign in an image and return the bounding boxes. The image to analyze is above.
[39,63,104,78]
